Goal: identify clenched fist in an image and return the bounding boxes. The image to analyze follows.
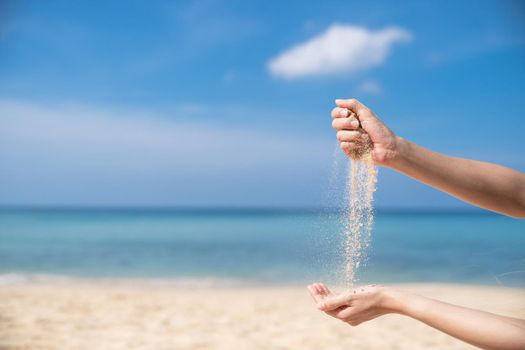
[331,98,399,166]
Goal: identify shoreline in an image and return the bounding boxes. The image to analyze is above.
[1,280,524,350]
[0,272,522,289]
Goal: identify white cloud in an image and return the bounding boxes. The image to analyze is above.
[268,24,412,79]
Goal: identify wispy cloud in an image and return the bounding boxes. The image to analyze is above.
[268,24,412,79]
[424,31,525,66]
[175,0,259,49]
[357,80,382,95]
[0,100,330,206]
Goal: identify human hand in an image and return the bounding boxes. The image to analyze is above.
[331,99,399,166]
[307,282,402,326]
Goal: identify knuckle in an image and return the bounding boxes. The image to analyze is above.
[341,119,351,129]
[337,131,352,141]
[348,98,360,108]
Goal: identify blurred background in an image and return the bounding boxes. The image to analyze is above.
[1,0,524,287]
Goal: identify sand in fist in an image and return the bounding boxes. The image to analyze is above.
[331,98,398,166]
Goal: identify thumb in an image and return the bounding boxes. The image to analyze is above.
[335,98,378,126]
[317,293,351,311]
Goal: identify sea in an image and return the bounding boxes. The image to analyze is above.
[1,208,524,287]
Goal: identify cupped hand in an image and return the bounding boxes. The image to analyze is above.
[307,283,400,326]
[331,99,399,166]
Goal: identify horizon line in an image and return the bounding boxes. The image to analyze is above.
[0,205,493,215]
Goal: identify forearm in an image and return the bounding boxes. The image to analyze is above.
[386,290,525,350]
[388,137,525,218]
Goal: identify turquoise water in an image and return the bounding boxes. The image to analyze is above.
[0,209,524,286]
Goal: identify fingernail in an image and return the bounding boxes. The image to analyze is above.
[335,99,343,104]
[351,120,359,128]
[339,109,349,117]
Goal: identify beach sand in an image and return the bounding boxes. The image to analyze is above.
[1,280,524,350]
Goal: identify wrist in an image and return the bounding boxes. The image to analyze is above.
[385,289,432,320]
[381,288,405,314]
[385,136,410,169]
[379,287,410,315]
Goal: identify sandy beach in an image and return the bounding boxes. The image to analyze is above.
[1,280,523,350]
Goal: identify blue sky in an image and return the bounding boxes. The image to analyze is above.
[1,0,524,209]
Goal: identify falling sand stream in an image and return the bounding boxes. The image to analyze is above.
[343,151,377,285]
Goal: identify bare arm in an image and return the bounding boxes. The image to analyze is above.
[390,137,525,218]
[391,289,525,350]
[308,283,525,350]
[332,99,525,218]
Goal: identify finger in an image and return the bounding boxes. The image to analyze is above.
[339,141,365,158]
[312,283,323,294]
[317,293,352,311]
[339,141,358,151]
[314,283,330,299]
[307,285,322,302]
[316,283,328,297]
[332,117,360,130]
[335,306,358,319]
[307,284,324,303]
[336,130,362,142]
[335,98,378,126]
[335,98,367,114]
[313,283,323,295]
[307,284,315,297]
[319,283,334,297]
[331,107,355,119]
[325,306,348,318]
[331,107,348,118]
